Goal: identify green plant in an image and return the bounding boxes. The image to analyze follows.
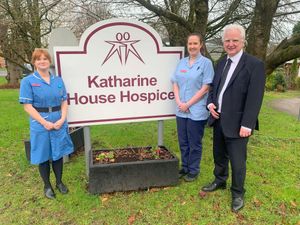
[150,146,161,159]
[289,59,299,89]
[266,70,287,92]
[96,151,115,162]
[295,76,300,90]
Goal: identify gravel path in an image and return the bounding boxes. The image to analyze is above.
[269,97,300,118]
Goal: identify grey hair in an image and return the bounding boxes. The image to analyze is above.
[222,24,246,42]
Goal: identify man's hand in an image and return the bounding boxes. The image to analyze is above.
[239,127,252,137]
[208,103,219,119]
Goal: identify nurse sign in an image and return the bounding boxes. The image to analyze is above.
[54,19,184,127]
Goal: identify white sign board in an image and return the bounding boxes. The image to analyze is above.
[54,19,184,127]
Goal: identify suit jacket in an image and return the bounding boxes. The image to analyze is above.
[207,52,266,138]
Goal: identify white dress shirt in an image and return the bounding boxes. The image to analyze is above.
[217,50,243,112]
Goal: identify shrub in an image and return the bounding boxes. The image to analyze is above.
[287,58,299,89]
[265,78,274,91]
[295,76,300,90]
[266,71,286,92]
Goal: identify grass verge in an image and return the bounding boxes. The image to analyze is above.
[0,88,299,224]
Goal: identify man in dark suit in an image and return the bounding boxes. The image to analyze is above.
[201,24,266,212]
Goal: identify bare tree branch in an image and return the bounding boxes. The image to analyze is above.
[134,0,193,31]
[266,33,300,74]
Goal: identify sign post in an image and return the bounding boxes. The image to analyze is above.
[83,127,91,175]
[158,120,164,146]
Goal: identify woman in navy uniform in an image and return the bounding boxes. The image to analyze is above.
[19,49,73,199]
[171,33,214,182]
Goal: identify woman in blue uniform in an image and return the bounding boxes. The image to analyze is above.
[171,33,214,182]
[19,49,74,199]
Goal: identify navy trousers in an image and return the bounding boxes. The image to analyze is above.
[213,119,249,197]
[176,117,207,175]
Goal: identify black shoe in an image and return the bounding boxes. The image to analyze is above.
[178,169,188,179]
[56,183,69,194]
[201,182,226,192]
[44,187,55,199]
[231,197,244,212]
[183,173,198,182]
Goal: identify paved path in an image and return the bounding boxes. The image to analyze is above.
[269,97,300,118]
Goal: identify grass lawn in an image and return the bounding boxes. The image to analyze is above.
[0,73,7,85]
[0,80,299,224]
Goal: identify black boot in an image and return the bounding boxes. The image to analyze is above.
[39,161,55,199]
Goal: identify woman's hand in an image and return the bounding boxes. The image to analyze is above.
[42,121,55,130]
[178,102,190,113]
[53,119,64,130]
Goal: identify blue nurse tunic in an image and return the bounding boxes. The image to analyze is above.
[19,71,74,165]
[171,54,214,121]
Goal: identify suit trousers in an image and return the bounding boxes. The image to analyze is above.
[176,117,207,175]
[213,118,249,197]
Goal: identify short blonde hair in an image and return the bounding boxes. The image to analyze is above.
[31,48,52,65]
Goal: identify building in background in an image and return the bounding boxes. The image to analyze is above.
[284,59,300,77]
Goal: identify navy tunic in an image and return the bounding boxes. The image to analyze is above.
[19,71,74,164]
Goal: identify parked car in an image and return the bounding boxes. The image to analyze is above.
[23,63,33,76]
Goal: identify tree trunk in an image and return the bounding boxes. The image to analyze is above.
[246,0,280,61]
[6,60,22,86]
[164,22,189,47]
[0,0,60,85]
[193,0,209,36]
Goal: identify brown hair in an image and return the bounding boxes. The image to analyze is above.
[31,48,52,65]
[187,33,206,55]
[187,33,203,44]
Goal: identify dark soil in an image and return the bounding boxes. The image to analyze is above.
[92,146,175,164]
